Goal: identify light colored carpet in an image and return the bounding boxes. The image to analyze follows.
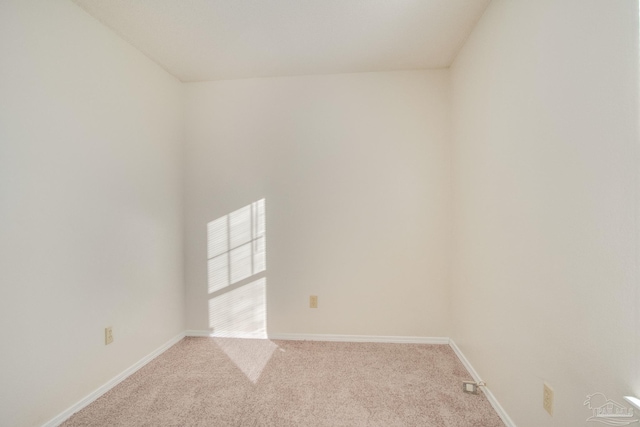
[62,337,505,426]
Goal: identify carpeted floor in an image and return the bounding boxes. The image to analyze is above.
[62,337,505,426]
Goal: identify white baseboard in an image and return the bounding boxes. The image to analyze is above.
[185,329,213,337]
[449,339,516,427]
[186,330,449,344]
[268,332,450,344]
[185,330,270,339]
[41,332,185,427]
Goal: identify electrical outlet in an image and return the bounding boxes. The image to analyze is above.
[309,295,318,308]
[463,381,479,394]
[543,383,554,416]
[105,327,113,345]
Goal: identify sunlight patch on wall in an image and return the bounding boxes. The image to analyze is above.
[208,277,267,338]
[207,199,266,293]
[207,199,267,339]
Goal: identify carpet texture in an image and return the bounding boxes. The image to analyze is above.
[62,338,505,426]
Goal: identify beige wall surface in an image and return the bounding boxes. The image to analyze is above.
[184,70,452,338]
[0,1,185,426]
[3,0,640,426]
[450,1,639,425]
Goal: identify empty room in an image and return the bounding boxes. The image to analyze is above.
[0,0,638,426]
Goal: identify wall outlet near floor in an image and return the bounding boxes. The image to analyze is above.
[463,381,479,394]
[543,383,554,416]
[105,327,113,345]
[309,295,318,308]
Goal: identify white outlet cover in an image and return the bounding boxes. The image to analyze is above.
[463,381,478,394]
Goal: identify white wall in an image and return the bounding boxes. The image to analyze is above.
[451,1,639,426]
[0,1,185,426]
[184,71,451,338]
[5,1,637,425]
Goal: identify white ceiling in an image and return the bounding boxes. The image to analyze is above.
[72,0,491,82]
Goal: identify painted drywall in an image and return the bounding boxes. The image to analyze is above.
[184,71,451,338]
[0,1,184,426]
[450,1,639,426]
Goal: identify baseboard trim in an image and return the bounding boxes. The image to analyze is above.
[270,332,450,344]
[186,330,449,344]
[185,329,212,337]
[185,330,267,339]
[41,332,185,427]
[449,339,516,427]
